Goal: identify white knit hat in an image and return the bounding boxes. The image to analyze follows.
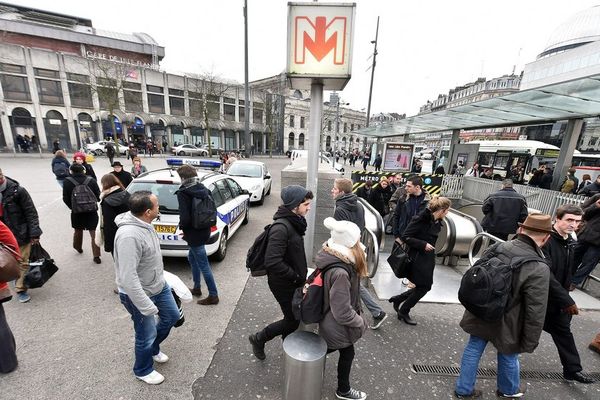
[323,217,361,249]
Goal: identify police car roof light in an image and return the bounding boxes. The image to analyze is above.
[166,158,222,169]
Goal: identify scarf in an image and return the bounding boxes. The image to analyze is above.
[273,205,307,236]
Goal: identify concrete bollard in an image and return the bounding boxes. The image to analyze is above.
[282,330,328,400]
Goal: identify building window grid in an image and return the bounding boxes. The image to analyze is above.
[37,78,63,105]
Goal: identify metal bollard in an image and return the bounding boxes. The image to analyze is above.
[282,330,328,400]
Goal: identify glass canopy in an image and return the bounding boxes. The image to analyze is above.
[357,74,600,137]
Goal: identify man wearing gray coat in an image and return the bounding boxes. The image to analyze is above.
[454,214,552,399]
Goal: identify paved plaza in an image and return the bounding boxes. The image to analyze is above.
[0,153,599,399]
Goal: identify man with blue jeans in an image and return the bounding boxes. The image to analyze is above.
[455,214,552,398]
[114,191,180,385]
[176,165,219,305]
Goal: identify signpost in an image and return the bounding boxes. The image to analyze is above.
[287,2,355,261]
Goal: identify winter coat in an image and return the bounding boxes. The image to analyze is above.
[373,155,382,168]
[62,173,100,230]
[72,162,97,181]
[560,175,579,194]
[100,188,130,253]
[539,172,553,189]
[113,212,165,316]
[434,165,445,175]
[577,193,600,246]
[334,193,365,232]
[579,181,600,197]
[0,177,42,245]
[577,179,592,193]
[105,143,115,157]
[0,221,20,303]
[401,208,442,288]
[317,246,367,349]
[388,186,407,212]
[542,229,576,313]
[392,190,430,238]
[355,185,371,201]
[460,235,550,354]
[264,206,308,294]
[368,184,392,217]
[111,170,133,188]
[51,156,71,181]
[481,188,528,235]
[175,179,212,247]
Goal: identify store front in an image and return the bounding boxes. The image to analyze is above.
[129,117,146,143]
[77,113,96,146]
[44,110,71,150]
[102,116,123,141]
[224,129,236,151]
[10,107,37,152]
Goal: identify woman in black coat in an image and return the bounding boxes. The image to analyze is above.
[249,185,313,360]
[63,163,101,263]
[389,197,451,325]
[99,174,130,255]
[369,177,392,217]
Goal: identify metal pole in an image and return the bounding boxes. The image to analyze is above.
[365,16,379,128]
[333,94,339,171]
[243,0,251,157]
[305,81,323,263]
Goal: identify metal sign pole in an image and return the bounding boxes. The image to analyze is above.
[305,81,323,262]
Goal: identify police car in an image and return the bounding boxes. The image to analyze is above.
[126,158,250,260]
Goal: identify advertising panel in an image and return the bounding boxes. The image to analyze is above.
[382,142,414,172]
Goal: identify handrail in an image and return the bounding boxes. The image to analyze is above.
[468,232,505,266]
[357,197,385,247]
[361,228,380,278]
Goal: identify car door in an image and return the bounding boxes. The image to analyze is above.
[213,178,238,234]
[223,178,247,236]
[262,164,272,193]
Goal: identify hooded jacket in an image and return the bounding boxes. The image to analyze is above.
[176,178,212,246]
[334,193,365,232]
[0,177,42,245]
[317,245,367,349]
[481,188,528,235]
[100,188,130,253]
[113,212,165,316]
[460,235,550,354]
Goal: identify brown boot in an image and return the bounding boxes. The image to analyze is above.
[589,333,600,355]
[198,295,219,305]
[189,287,202,297]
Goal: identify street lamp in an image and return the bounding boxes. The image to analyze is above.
[332,92,349,171]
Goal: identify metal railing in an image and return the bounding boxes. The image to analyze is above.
[468,232,505,266]
[441,175,464,199]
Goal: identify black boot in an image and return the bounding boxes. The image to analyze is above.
[388,291,410,313]
[249,332,266,360]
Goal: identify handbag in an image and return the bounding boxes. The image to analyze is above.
[0,242,22,282]
[387,241,412,279]
[24,243,58,288]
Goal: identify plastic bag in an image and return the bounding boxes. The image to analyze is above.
[24,243,58,288]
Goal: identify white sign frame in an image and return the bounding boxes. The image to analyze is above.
[382,142,415,172]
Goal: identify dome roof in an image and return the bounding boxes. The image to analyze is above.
[540,6,600,58]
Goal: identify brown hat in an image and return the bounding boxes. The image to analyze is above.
[518,213,552,233]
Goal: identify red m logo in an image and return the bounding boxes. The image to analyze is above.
[295,16,347,65]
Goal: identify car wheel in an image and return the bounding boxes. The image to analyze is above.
[212,229,228,261]
[94,149,103,156]
[266,184,271,196]
[257,191,265,205]
[242,207,249,225]
[178,151,186,156]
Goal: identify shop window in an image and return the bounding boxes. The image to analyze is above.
[169,96,185,115]
[147,85,163,93]
[148,93,165,113]
[37,79,63,105]
[169,88,184,97]
[1,75,31,101]
[224,104,235,121]
[68,82,93,108]
[125,90,143,112]
[34,68,59,79]
[67,73,89,83]
[189,99,202,118]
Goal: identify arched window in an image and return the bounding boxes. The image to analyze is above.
[288,132,295,149]
[12,108,32,126]
[46,110,64,120]
[298,133,305,149]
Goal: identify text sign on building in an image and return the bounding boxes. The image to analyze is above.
[287,2,355,90]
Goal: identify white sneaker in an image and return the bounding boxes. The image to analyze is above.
[136,370,164,385]
[152,351,169,363]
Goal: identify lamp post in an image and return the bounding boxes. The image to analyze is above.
[332,92,349,171]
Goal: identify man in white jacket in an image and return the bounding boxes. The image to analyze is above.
[113,191,180,385]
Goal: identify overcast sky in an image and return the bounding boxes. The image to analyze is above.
[14,0,600,116]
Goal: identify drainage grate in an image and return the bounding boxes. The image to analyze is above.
[411,365,600,381]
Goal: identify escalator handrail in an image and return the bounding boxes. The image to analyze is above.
[362,228,380,278]
[357,197,385,247]
[468,232,506,266]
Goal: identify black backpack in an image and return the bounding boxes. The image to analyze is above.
[245,219,289,277]
[67,177,98,214]
[292,264,351,324]
[458,242,543,322]
[191,194,217,230]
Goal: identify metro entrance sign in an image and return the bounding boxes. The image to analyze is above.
[287,2,355,90]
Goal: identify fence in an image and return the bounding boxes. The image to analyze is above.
[441,176,586,215]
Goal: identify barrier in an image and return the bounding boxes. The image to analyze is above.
[441,175,464,199]
[282,331,328,400]
[351,171,443,196]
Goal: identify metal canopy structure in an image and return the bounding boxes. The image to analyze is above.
[357,74,600,137]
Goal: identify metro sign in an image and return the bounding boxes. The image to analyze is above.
[287,2,355,90]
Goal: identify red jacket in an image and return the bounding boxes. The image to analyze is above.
[0,221,20,302]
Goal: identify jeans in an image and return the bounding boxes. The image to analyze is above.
[119,284,180,376]
[572,243,600,285]
[455,335,520,396]
[359,284,383,317]
[188,245,218,296]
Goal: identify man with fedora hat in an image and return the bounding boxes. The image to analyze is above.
[110,161,133,188]
[455,213,552,399]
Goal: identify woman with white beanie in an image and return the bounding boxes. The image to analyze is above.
[317,217,369,400]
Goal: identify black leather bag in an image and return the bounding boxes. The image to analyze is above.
[387,242,411,279]
[24,243,58,288]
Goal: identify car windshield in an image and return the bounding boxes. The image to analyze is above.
[127,181,180,215]
[227,163,262,178]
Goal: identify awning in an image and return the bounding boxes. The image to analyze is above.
[95,110,127,122]
[158,115,183,126]
[355,73,600,137]
[181,117,205,128]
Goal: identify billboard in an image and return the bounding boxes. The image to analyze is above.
[382,142,414,172]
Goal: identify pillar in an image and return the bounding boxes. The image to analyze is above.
[552,119,583,190]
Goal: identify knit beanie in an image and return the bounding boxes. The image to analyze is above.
[323,217,361,249]
[281,185,309,210]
